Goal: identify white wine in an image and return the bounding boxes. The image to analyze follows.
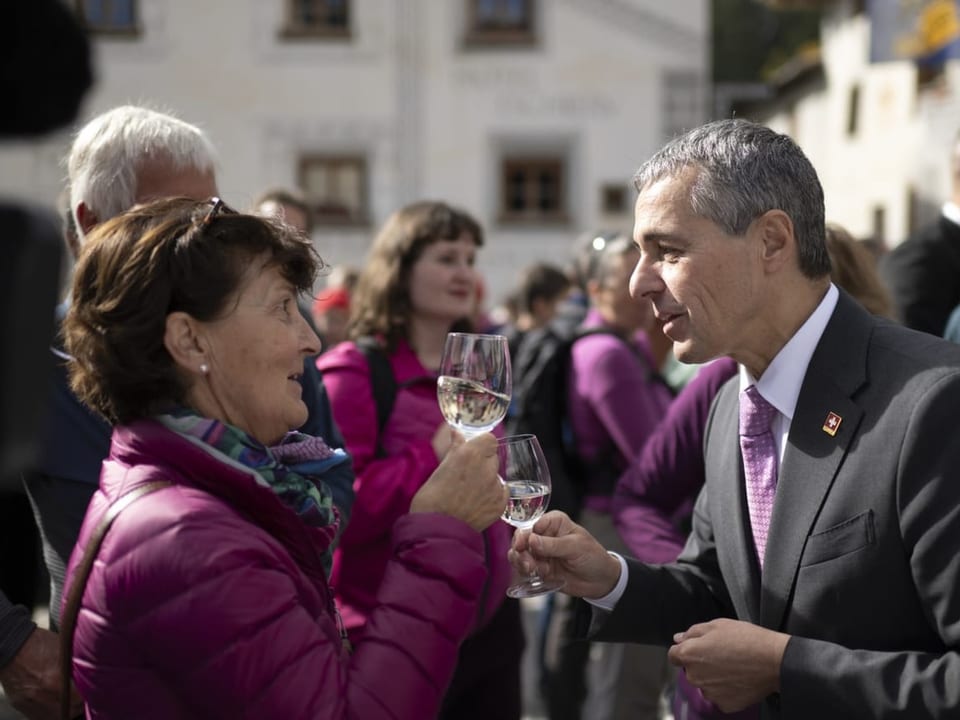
[437,376,510,436]
[501,481,550,528]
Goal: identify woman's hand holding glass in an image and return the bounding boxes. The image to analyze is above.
[411,432,508,532]
[437,333,511,439]
[497,434,565,598]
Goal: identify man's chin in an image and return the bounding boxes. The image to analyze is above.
[672,341,707,365]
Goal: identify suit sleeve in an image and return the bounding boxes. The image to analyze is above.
[586,380,741,647]
[316,347,438,547]
[780,370,960,717]
[0,592,36,669]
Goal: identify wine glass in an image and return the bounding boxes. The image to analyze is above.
[437,332,512,439]
[497,434,564,598]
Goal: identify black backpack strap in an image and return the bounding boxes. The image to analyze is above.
[355,336,397,457]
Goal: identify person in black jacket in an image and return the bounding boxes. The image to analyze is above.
[879,130,960,335]
[0,2,91,717]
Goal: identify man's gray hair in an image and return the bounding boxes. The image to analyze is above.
[633,119,830,278]
[67,105,216,240]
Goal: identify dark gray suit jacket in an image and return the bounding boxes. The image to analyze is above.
[591,291,960,718]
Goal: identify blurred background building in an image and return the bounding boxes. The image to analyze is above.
[733,0,960,251]
[0,0,709,306]
[6,0,960,307]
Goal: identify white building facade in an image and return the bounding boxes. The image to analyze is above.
[740,0,960,248]
[2,0,709,305]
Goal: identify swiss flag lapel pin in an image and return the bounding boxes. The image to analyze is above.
[822,411,842,437]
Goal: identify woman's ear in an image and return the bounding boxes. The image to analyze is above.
[164,311,207,375]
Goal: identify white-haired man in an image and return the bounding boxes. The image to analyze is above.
[5,105,351,719]
[2,105,218,720]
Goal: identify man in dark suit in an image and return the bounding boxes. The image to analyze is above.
[510,119,960,718]
[880,131,960,335]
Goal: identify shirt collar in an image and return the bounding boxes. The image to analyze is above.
[738,283,839,421]
[942,202,960,227]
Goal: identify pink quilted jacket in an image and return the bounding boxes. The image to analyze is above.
[315,339,512,636]
[64,419,488,719]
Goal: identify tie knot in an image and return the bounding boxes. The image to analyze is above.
[740,385,776,437]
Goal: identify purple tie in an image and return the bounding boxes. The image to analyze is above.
[739,385,778,569]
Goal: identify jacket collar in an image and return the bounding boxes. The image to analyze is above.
[108,420,333,587]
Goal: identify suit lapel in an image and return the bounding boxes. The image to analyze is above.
[760,291,872,629]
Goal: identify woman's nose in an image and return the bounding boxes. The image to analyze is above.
[298,311,322,355]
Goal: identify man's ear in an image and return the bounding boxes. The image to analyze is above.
[164,311,207,374]
[754,209,794,273]
[75,202,99,237]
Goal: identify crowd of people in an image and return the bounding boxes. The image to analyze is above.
[3,101,960,720]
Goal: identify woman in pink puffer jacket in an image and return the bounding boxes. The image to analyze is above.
[62,197,507,719]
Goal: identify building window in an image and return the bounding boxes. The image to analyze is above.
[77,0,138,35]
[282,0,350,39]
[298,155,367,226]
[847,84,861,136]
[500,156,567,224]
[907,185,919,236]
[872,204,886,245]
[662,70,705,142]
[464,0,535,47]
[600,183,629,215]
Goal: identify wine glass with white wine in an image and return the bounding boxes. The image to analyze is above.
[437,332,512,439]
[497,434,564,598]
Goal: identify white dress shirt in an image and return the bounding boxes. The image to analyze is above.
[588,284,840,611]
[941,201,960,228]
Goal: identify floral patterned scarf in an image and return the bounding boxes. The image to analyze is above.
[158,409,348,573]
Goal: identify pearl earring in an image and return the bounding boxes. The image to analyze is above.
[200,363,209,375]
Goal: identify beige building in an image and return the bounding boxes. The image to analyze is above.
[737,0,960,248]
[2,0,708,304]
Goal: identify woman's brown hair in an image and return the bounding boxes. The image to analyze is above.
[65,196,322,424]
[826,223,892,319]
[348,200,483,352]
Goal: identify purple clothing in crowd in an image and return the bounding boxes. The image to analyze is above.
[65,419,486,719]
[567,309,673,514]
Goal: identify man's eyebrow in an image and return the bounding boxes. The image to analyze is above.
[637,231,682,244]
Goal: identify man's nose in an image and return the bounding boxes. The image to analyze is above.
[629,256,662,300]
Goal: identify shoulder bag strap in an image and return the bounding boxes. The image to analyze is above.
[355,336,400,458]
[355,336,397,435]
[59,480,172,720]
